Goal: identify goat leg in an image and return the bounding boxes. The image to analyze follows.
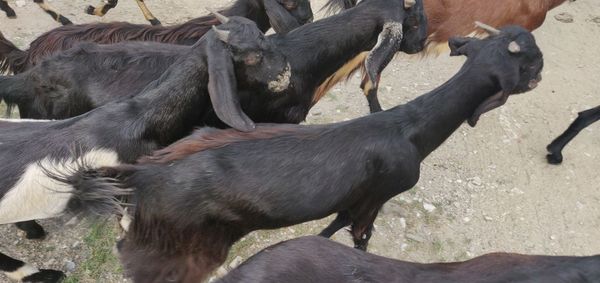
[0,252,64,283]
[546,105,600,164]
[14,220,46,240]
[350,223,374,251]
[263,0,301,34]
[0,0,16,18]
[134,0,161,26]
[360,73,383,113]
[349,205,382,251]
[319,211,352,237]
[33,0,72,25]
[85,0,118,17]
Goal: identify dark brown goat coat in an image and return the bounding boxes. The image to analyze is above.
[219,236,600,283]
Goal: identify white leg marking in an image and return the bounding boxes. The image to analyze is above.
[0,118,53,123]
[5,263,39,281]
[119,208,132,232]
[0,149,120,224]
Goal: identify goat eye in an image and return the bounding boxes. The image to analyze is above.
[244,53,263,65]
[284,2,297,10]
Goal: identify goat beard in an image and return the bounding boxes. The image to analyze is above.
[467,91,508,127]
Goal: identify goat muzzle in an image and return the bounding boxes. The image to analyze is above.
[268,63,292,93]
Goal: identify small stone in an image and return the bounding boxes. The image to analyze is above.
[554,12,574,23]
[399,217,407,229]
[401,243,409,251]
[463,217,471,223]
[550,235,557,240]
[484,216,493,222]
[406,233,425,243]
[229,256,243,269]
[64,260,76,272]
[312,111,322,116]
[15,0,26,7]
[591,16,600,24]
[470,177,482,186]
[423,203,436,212]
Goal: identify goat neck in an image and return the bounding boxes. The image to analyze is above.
[398,64,500,159]
[124,45,209,146]
[266,0,403,108]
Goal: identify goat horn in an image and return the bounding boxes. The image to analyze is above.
[212,26,230,43]
[508,41,521,53]
[207,8,229,24]
[474,21,501,35]
[404,0,416,8]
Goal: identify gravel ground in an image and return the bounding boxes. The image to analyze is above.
[1,0,599,282]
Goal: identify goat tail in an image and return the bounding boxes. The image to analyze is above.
[45,162,136,218]
[321,0,358,14]
[0,31,27,74]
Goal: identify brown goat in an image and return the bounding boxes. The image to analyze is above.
[219,236,600,283]
[0,0,313,74]
[318,0,573,113]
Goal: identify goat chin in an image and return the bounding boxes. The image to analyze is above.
[0,149,119,224]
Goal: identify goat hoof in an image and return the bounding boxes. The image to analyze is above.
[354,243,368,251]
[58,16,73,26]
[22,269,65,283]
[25,229,47,240]
[149,19,162,26]
[15,222,47,240]
[6,11,16,18]
[546,153,563,165]
[84,5,95,15]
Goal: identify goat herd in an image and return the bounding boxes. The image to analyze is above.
[0,0,598,282]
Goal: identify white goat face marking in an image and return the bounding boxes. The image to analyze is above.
[268,63,291,93]
[0,118,53,123]
[0,149,119,224]
[366,22,403,79]
[5,263,39,281]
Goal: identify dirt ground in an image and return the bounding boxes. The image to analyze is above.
[1,0,599,282]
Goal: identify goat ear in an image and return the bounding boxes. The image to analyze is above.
[448,37,476,56]
[206,39,256,132]
[467,63,520,126]
[264,0,300,34]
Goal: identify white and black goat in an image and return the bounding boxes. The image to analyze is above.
[0,15,290,283]
[219,236,600,283]
[57,24,543,283]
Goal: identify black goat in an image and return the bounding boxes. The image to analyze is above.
[219,236,600,283]
[546,105,600,164]
[57,24,543,283]
[0,0,312,74]
[1,0,426,124]
[0,16,290,283]
[0,0,72,25]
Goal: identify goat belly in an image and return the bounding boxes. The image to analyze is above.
[0,149,119,224]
